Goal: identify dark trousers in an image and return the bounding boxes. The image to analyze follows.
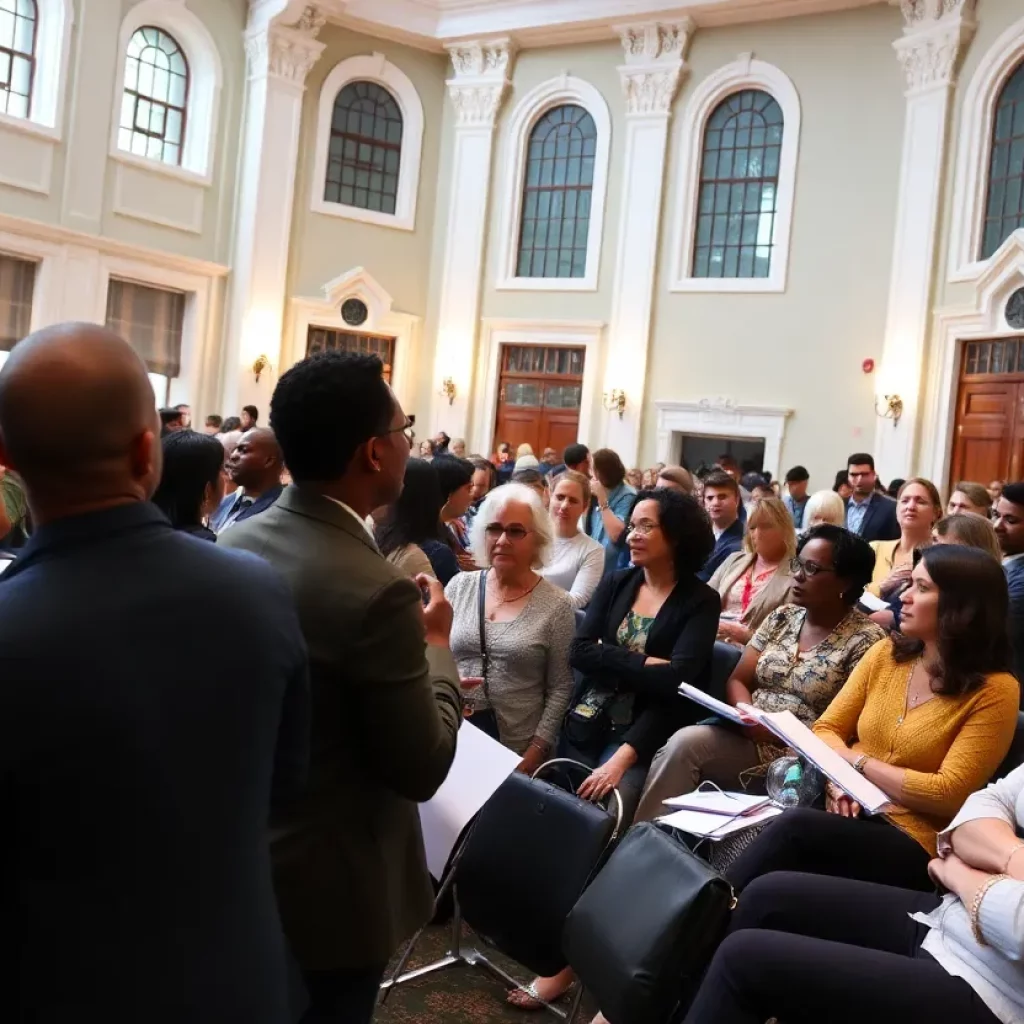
[300,966,386,1024]
[726,806,933,892]
[683,872,1000,1024]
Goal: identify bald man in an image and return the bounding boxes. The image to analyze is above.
[0,324,309,1023]
[212,426,285,533]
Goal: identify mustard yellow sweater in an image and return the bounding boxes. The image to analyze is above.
[813,639,1020,856]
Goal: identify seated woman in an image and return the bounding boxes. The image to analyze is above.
[710,496,797,648]
[948,479,993,519]
[933,511,1002,561]
[865,477,942,600]
[375,459,460,584]
[445,483,576,765]
[151,430,226,542]
[725,544,1020,895]
[683,762,1024,1024]
[635,525,886,820]
[539,471,605,611]
[433,454,477,569]
[800,489,846,531]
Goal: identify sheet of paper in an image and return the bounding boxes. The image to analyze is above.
[0,559,12,575]
[737,706,891,814]
[678,682,746,725]
[658,803,782,839]
[664,789,771,816]
[858,591,889,613]
[418,720,521,880]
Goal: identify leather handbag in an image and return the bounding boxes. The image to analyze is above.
[563,821,736,1024]
[464,570,501,741]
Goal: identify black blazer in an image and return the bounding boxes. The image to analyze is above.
[570,567,720,764]
[845,493,900,542]
[698,518,745,582]
[0,503,309,1023]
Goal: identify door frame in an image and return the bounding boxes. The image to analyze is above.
[473,319,604,457]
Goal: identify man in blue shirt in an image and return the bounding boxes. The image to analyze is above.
[783,465,810,529]
[699,470,745,581]
[995,483,1024,703]
[844,452,899,542]
[586,448,636,574]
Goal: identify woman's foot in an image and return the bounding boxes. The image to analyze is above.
[506,968,575,1010]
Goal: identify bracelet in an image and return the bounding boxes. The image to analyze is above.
[970,874,1008,946]
[1004,840,1024,875]
[853,754,870,774]
[598,502,610,511]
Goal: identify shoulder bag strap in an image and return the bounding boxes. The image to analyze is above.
[477,569,491,706]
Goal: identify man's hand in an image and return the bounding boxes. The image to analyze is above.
[417,574,453,647]
[591,477,608,508]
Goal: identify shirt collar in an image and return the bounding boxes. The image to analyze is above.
[1003,552,1024,566]
[850,492,874,508]
[325,496,376,539]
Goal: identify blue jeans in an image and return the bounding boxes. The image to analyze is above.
[557,735,647,827]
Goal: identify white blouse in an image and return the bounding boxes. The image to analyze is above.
[539,531,605,611]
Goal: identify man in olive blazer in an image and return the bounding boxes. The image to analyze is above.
[222,351,462,1024]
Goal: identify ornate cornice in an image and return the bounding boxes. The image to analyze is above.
[615,20,694,116]
[246,3,327,87]
[445,37,515,128]
[893,0,975,94]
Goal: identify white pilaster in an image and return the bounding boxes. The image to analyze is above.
[603,21,693,464]
[223,3,326,415]
[874,0,976,480]
[430,38,514,439]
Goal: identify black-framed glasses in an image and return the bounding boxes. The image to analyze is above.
[484,523,532,541]
[790,556,835,577]
[383,414,415,448]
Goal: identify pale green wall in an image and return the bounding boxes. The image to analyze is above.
[642,4,906,488]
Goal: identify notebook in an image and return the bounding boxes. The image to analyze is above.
[658,803,782,840]
[663,789,772,816]
[678,682,747,725]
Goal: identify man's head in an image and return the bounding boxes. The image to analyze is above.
[225,427,283,494]
[591,448,626,490]
[434,431,451,453]
[240,405,259,432]
[989,479,1004,503]
[846,452,877,499]
[717,455,741,482]
[702,469,741,529]
[160,408,184,434]
[204,414,223,435]
[541,447,558,466]
[656,465,694,495]
[450,437,466,458]
[785,465,810,501]
[175,403,191,429]
[0,323,162,522]
[270,351,409,512]
[563,443,590,475]
[994,482,1024,558]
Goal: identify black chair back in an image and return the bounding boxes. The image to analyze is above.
[709,642,742,700]
[995,712,1024,781]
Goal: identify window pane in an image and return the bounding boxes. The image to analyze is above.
[0,0,36,120]
[105,278,185,378]
[0,253,35,351]
[305,327,395,383]
[981,59,1024,258]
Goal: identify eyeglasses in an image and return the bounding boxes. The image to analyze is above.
[790,556,835,578]
[625,520,661,537]
[484,524,532,541]
[383,414,416,448]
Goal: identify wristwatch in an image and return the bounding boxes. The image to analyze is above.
[598,502,610,511]
[853,754,870,774]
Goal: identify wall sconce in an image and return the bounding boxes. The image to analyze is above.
[440,377,457,405]
[603,388,627,419]
[875,393,904,427]
[252,354,271,384]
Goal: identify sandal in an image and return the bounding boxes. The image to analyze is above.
[507,983,546,1011]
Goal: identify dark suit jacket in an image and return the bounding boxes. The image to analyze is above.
[220,485,462,971]
[211,484,284,533]
[1006,558,1024,706]
[698,518,745,582]
[570,568,720,764]
[845,493,900,542]
[0,503,309,1023]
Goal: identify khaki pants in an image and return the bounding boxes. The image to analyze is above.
[634,724,762,823]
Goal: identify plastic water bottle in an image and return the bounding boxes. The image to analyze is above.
[767,756,804,808]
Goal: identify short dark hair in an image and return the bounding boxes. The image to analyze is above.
[375,459,445,557]
[892,545,1011,696]
[270,351,393,482]
[221,416,242,432]
[470,457,497,490]
[431,454,474,501]
[785,465,809,483]
[797,524,875,606]
[205,414,223,430]
[702,469,740,499]
[1000,482,1024,507]
[847,452,875,471]
[242,405,259,422]
[159,408,183,427]
[592,448,626,489]
[152,430,224,529]
[563,443,589,467]
[887,478,906,497]
[511,468,544,488]
[833,470,849,492]
[631,488,714,576]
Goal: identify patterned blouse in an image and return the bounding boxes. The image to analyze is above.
[607,611,655,731]
[750,604,887,726]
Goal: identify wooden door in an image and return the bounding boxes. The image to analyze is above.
[951,338,1024,486]
[493,345,585,454]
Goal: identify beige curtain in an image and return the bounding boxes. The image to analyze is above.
[0,254,37,352]
[105,278,184,378]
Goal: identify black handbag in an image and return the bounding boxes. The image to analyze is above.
[563,821,737,1024]
[562,683,615,753]
[464,570,501,742]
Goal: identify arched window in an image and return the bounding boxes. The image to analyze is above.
[516,104,597,279]
[982,59,1024,260]
[692,89,783,280]
[118,26,189,167]
[0,0,37,120]
[325,81,403,215]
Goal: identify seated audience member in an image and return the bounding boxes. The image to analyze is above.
[845,452,901,541]
[494,441,514,483]
[512,467,548,509]
[511,488,718,1011]
[833,469,854,501]
[540,471,605,611]
[446,484,575,761]
[699,470,745,582]
[240,404,258,431]
[418,438,436,460]
[865,477,941,597]
[587,448,637,574]
[994,482,1024,693]
[211,427,284,533]
[450,437,467,458]
[933,512,1002,561]
[709,497,797,647]
[175,404,192,429]
[626,467,644,490]
[216,415,243,459]
[376,459,460,584]
[159,407,184,436]
[803,488,846,530]
[434,454,476,568]
[636,525,885,820]
[204,414,223,435]
[725,544,1020,896]
[656,464,694,495]
[683,763,1024,1024]
[989,479,1004,506]
[515,453,541,473]
[640,468,656,488]
[539,447,559,473]
[948,480,993,519]
[783,465,810,528]
[750,480,775,503]
[888,476,907,498]
[433,431,451,455]
[152,430,227,542]
[465,456,497,528]
[563,442,591,477]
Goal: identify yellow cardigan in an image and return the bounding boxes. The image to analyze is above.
[813,639,1020,856]
[865,539,904,597]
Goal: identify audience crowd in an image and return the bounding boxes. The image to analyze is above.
[0,322,1021,1024]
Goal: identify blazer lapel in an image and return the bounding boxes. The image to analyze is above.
[276,485,379,556]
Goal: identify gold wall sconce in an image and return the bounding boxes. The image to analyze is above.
[252,354,271,384]
[440,377,457,405]
[875,393,904,427]
[603,388,627,419]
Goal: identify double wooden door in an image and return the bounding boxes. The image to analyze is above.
[951,338,1024,485]
[493,344,585,456]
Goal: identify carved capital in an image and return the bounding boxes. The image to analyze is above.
[615,20,693,116]
[619,66,684,115]
[894,0,975,93]
[898,0,975,27]
[445,37,515,128]
[246,3,327,86]
[616,19,695,65]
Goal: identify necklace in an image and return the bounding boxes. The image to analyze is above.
[488,576,542,620]
[898,660,933,724]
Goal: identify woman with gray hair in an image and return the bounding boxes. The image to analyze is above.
[445,483,576,772]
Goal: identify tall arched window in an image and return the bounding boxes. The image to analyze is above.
[516,104,597,279]
[0,0,37,120]
[692,89,783,279]
[325,81,403,215]
[982,59,1024,260]
[118,26,189,167]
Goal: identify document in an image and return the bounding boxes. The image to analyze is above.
[658,803,782,839]
[858,591,890,613]
[418,720,521,880]
[664,788,771,816]
[678,682,746,725]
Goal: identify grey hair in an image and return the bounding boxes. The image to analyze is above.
[803,489,845,528]
[469,482,554,569]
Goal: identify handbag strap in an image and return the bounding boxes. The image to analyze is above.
[477,569,492,706]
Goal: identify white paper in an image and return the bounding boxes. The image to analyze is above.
[658,803,782,839]
[418,720,521,880]
[678,682,746,725]
[664,789,771,816]
[858,591,889,613]
[737,705,891,814]
[0,559,12,575]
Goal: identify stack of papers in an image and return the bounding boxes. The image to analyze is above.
[664,789,771,816]
[658,803,782,839]
[678,683,746,725]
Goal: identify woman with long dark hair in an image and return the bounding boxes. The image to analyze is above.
[152,430,226,542]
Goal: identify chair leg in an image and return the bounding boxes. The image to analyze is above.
[565,983,586,1024]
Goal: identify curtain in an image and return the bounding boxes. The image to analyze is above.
[0,254,36,352]
[105,278,184,378]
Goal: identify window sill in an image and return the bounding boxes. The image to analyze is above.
[109,150,213,188]
[311,198,414,232]
[495,274,598,292]
[669,276,787,294]
[0,110,60,142]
